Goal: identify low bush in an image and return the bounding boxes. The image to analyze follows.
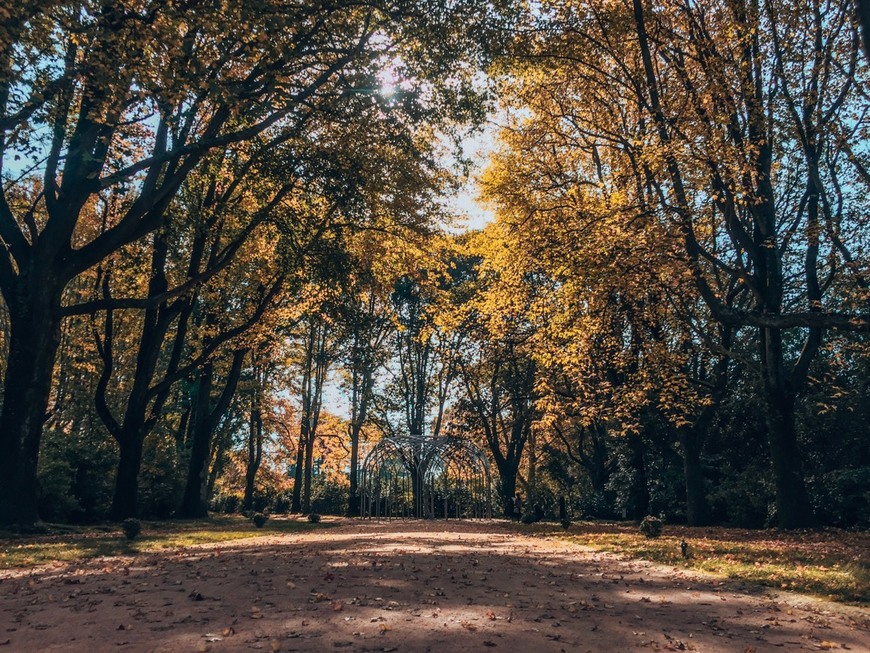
[121,518,141,540]
[252,513,268,528]
[639,515,663,538]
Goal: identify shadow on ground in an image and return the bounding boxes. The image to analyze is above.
[1,520,867,652]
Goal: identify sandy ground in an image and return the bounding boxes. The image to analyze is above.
[0,519,867,652]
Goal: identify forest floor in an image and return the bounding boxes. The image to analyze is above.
[0,518,868,652]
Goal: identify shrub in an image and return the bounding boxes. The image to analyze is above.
[225,494,242,514]
[520,513,537,524]
[272,491,293,514]
[121,518,141,540]
[560,518,571,530]
[639,515,663,538]
[310,479,349,515]
[578,490,616,519]
[252,513,268,528]
[810,467,870,528]
[307,513,321,523]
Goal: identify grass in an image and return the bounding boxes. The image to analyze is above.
[0,515,335,570]
[526,521,870,605]
[3,515,867,606]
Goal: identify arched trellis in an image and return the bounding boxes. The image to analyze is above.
[360,435,492,519]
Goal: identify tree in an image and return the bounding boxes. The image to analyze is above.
[289,308,339,515]
[0,0,515,526]
[483,0,870,528]
[337,251,393,516]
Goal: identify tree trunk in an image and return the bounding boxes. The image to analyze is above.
[291,431,305,513]
[110,423,147,520]
[302,423,315,514]
[500,471,518,518]
[627,435,649,520]
[347,363,374,517]
[178,363,214,519]
[761,327,814,528]
[348,422,361,516]
[243,402,263,513]
[177,350,245,518]
[0,284,63,527]
[679,425,709,526]
[526,423,536,516]
[764,385,813,528]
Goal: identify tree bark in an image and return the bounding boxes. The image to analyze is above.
[0,278,64,527]
[679,425,709,526]
[291,430,305,513]
[243,388,263,512]
[110,424,147,520]
[762,328,814,528]
[177,350,246,518]
[302,421,316,514]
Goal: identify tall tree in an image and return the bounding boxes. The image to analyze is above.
[339,264,392,516]
[483,0,870,528]
[0,0,514,526]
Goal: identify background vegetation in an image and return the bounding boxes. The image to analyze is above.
[1,0,868,533]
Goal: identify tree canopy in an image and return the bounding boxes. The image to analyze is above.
[1,0,868,530]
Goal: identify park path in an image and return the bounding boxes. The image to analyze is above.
[0,519,867,652]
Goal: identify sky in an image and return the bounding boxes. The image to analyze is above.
[446,121,500,232]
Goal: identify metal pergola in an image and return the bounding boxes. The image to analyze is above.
[359,434,492,519]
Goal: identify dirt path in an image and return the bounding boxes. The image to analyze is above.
[1,519,867,652]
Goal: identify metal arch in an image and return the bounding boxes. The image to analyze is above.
[360,434,492,520]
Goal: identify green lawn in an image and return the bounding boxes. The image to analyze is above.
[524,521,869,605]
[0,515,333,570]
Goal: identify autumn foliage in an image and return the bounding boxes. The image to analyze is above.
[0,0,868,533]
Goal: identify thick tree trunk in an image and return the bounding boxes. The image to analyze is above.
[526,423,536,515]
[762,329,814,528]
[764,388,813,528]
[0,281,63,528]
[110,424,147,520]
[346,366,373,517]
[679,425,709,526]
[499,471,518,518]
[485,423,525,518]
[178,363,214,519]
